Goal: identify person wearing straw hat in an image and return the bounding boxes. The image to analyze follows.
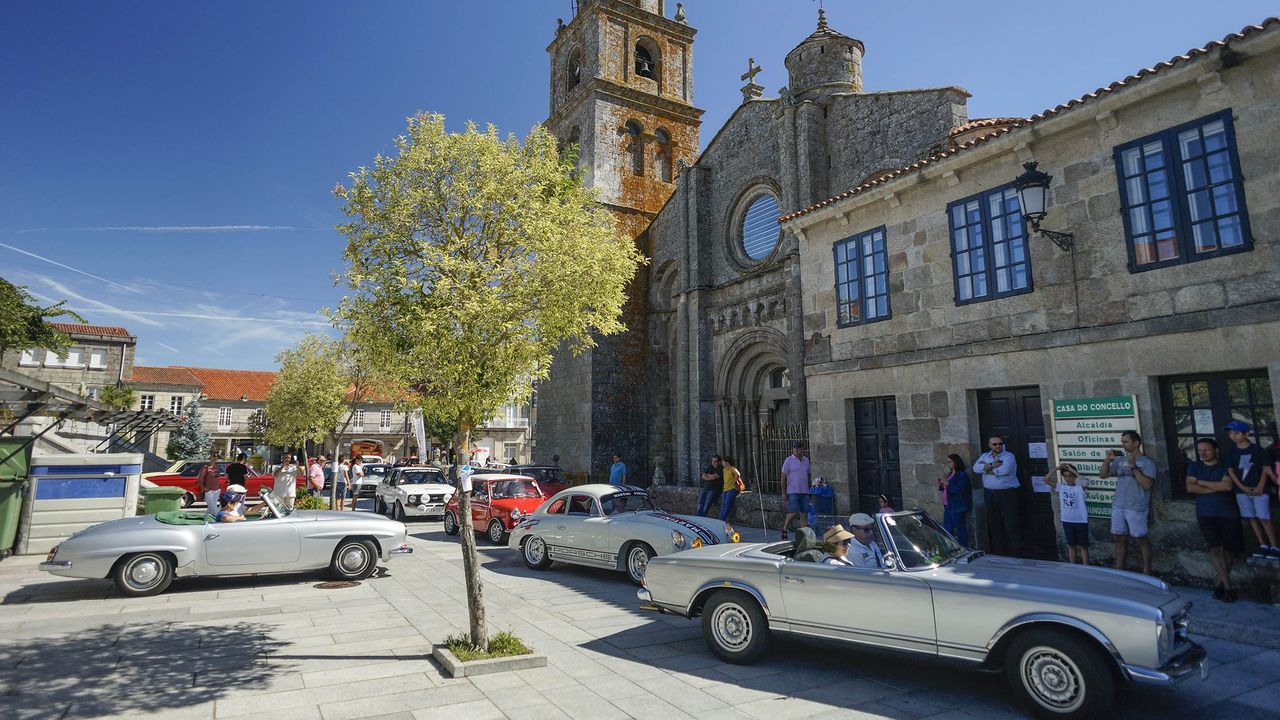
[820,525,857,566]
[845,512,885,568]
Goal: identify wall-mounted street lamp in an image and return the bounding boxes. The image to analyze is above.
[1014,161,1075,252]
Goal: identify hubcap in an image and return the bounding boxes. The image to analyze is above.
[490,522,504,543]
[1022,646,1084,711]
[339,545,368,573]
[628,547,649,581]
[526,537,545,564]
[445,514,456,532]
[128,557,162,587]
[712,603,751,651]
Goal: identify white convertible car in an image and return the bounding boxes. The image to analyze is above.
[507,484,739,584]
[40,490,412,597]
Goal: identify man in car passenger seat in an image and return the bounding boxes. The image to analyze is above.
[820,525,857,566]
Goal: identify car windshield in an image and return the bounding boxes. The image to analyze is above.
[492,480,541,499]
[365,465,389,477]
[882,512,965,569]
[260,489,290,517]
[402,470,448,485]
[601,491,654,514]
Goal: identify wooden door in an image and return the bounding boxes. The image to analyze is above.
[848,397,902,516]
[978,387,1056,560]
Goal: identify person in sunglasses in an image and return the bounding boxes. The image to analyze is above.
[820,525,857,566]
[975,435,1021,556]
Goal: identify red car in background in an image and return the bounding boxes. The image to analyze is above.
[147,461,293,507]
[443,474,548,545]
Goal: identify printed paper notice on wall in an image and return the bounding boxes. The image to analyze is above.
[1028,442,1048,459]
[1194,408,1215,435]
[1031,475,1051,493]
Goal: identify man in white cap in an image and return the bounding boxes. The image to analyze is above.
[845,513,885,569]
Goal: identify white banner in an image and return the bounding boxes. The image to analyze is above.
[410,409,428,459]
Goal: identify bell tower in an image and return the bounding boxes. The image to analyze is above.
[538,0,703,484]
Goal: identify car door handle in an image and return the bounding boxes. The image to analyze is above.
[783,576,804,584]
[205,533,219,541]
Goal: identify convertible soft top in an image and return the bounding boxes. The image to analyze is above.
[155,511,214,525]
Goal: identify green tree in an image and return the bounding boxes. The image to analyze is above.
[333,113,642,647]
[98,383,136,410]
[0,276,85,357]
[263,335,373,505]
[166,399,212,460]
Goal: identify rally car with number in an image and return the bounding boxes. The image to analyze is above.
[508,484,740,585]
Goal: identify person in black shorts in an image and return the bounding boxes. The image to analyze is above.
[1185,437,1242,602]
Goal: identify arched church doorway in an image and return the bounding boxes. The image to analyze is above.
[715,329,807,494]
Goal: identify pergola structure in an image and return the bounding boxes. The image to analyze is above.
[0,366,179,466]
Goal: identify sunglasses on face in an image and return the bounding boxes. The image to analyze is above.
[840,539,852,547]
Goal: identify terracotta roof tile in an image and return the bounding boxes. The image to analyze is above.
[175,366,277,402]
[781,17,1279,224]
[949,117,1025,135]
[48,322,133,338]
[129,366,203,387]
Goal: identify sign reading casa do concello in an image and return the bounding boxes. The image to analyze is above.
[1050,396,1141,519]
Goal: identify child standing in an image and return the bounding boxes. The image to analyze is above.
[1044,463,1090,565]
[876,494,895,514]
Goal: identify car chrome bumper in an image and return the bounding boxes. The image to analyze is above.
[389,544,414,556]
[1126,642,1208,685]
[39,560,72,571]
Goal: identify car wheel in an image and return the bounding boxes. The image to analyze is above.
[487,519,507,545]
[701,589,770,665]
[1005,628,1115,719]
[443,511,459,536]
[181,492,195,509]
[113,552,174,598]
[328,539,378,581]
[522,536,552,570]
[374,497,385,514]
[394,502,406,522]
[624,542,655,585]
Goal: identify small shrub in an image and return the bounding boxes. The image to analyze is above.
[443,631,530,662]
[294,491,327,510]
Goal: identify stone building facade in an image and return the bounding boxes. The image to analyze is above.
[536,3,973,492]
[783,19,1280,580]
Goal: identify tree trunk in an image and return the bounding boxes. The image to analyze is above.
[455,425,488,648]
[330,432,344,508]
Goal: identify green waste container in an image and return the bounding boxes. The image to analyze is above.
[0,438,32,558]
[141,486,187,515]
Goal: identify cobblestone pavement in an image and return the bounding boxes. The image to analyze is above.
[2,513,1279,719]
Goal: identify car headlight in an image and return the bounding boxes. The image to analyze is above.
[672,530,686,549]
[407,495,420,504]
[1157,614,1172,656]
[724,522,740,543]
[511,509,524,520]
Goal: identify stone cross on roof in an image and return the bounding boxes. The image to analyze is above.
[740,57,764,102]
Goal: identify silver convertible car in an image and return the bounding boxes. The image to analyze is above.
[508,484,739,584]
[638,509,1205,719]
[40,490,413,597]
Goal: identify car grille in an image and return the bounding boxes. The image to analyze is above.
[427,494,446,504]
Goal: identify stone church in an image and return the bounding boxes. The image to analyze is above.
[535,1,1280,579]
[536,0,978,491]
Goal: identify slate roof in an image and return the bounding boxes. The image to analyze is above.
[780,17,1280,224]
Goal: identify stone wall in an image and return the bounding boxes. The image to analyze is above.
[790,28,1280,581]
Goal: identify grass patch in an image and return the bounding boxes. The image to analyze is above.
[443,631,531,662]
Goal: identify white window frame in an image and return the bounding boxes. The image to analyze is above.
[218,407,233,429]
[139,394,156,411]
[88,348,108,370]
[44,351,65,367]
[170,396,184,414]
[19,349,40,366]
[379,410,392,431]
[86,387,99,400]
[353,409,365,430]
[62,346,84,368]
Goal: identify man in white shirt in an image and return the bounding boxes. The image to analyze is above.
[975,435,1022,556]
[351,457,365,511]
[844,513,885,569]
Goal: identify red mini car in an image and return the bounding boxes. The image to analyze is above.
[443,474,548,545]
[147,461,293,507]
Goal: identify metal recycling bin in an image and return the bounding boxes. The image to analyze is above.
[16,453,142,555]
[141,486,186,515]
[0,438,34,558]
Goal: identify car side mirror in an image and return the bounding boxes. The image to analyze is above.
[882,553,899,571]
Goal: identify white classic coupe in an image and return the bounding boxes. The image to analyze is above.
[374,466,455,521]
[507,484,739,584]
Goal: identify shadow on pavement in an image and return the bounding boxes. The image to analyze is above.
[4,567,397,605]
[0,622,291,719]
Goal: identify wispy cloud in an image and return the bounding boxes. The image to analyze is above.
[29,278,164,328]
[15,225,296,233]
[93,308,332,327]
[155,342,180,353]
[0,242,145,294]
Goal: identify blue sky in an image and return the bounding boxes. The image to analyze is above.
[2,0,1273,370]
